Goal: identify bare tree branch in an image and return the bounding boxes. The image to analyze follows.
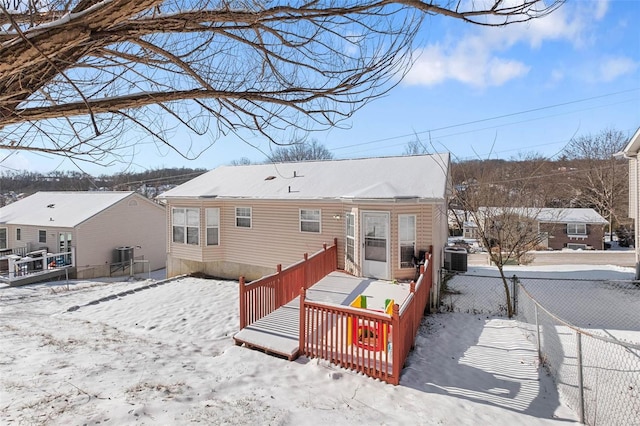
[0,0,564,165]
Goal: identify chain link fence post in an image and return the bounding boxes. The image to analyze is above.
[576,331,585,424]
[511,274,518,316]
[534,304,541,361]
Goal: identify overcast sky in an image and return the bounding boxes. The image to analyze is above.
[2,0,638,176]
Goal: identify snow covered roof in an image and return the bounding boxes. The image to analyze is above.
[535,208,608,224]
[478,207,608,224]
[160,154,450,201]
[0,191,136,228]
[623,127,640,156]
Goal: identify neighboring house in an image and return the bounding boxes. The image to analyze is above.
[159,154,452,285]
[462,220,479,240]
[623,127,640,278]
[536,208,608,250]
[448,209,479,240]
[476,207,607,250]
[0,191,166,279]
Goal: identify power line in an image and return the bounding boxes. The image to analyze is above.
[331,88,640,153]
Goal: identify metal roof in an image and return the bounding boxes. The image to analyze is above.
[160,154,450,201]
[0,191,137,228]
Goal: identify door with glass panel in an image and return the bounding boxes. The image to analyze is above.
[58,232,72,265]
[361,212,389,279]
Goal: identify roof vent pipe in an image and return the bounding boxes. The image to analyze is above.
[293,171,297,178]
[288,186,291,193]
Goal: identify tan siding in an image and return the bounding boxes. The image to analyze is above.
[76,194,166,271]
[352,203,438,281]
[164,198,447,283]
[3,225,66,252]
[220,200,343,270]
[166,200,206,263]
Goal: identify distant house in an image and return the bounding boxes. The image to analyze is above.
[476,207,608,250]
[448,209,479,240]
[0,191,166,279]
[623,127,640,277]
[159,154,452,285]
[536,208,608,250]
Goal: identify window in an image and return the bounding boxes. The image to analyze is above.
[567,223,587,235]
[236,207,251,228]
[346,213,355,262]
[206,208,220,246]
[0,228,6,250]
[300,209,321,233]
[38,230,46,244]
[399,215,416,268]
[16,228,21,241]
[172,208,200,245]
[567,243,587,250]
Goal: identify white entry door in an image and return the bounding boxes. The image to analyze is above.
[362,212,390,279]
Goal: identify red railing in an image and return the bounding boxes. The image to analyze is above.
[239,238,338,330]
[299,252,433,385]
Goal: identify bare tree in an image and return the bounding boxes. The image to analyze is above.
[452,159,554,317]
[0,1,563,166]
[403,139,429,156]
[562,128,629,239]
[268,139,333,162]
[229,157,253,166]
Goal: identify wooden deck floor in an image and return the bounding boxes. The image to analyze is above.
[233,271,411,360]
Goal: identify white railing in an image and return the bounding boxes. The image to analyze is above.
[6,247,75,281]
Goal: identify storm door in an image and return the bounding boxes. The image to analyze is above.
[361,212,390,279]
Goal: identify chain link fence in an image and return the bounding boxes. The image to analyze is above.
[440,271,515,316]
[441,271,640,425]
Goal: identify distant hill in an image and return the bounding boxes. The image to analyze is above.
[0,167,208,206]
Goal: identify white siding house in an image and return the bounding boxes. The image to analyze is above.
[160,154,452,293]
[0,191,166,279]
[623,127,640,278]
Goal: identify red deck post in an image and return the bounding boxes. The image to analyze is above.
[299,287,307,355]
[239,276,246,330]
[303,253,308,288]
[276,264,282,306]
[333,237,338,270]
[391,303,401,385]
[410,279,417,347]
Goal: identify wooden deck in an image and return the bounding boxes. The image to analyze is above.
[0,266,75,287]
[233,271,412,360]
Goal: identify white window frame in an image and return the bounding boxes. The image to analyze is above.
[235,207,252,228]
[300,209,321,233]
[346,213,355,263]
[172,207,200,245]
[398,214,416,269]
[567,243,587,250]
[38,229,46,244]
[567,223,587,235]
[16,228,21,241]
[206,208,220,246]
[0,228,6,250]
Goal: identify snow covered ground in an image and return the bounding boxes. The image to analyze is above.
[0,264,635,425]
